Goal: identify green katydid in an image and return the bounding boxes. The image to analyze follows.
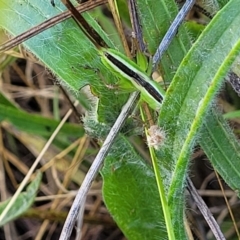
[61,0,165,111]
[99,48,165,110]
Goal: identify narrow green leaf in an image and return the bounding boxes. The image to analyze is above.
[200,108,240,195]
[224,110,240,119]
[157,0,240,237]
[0,171,42,226]
[136,0,191,82]
[0,104,84,138]
[0,92,17,109]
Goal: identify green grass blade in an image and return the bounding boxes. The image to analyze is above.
[0,172,42,226]
[0,104,84,138]
[200,108,240,195]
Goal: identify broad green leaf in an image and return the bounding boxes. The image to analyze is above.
[0,1,108,90]
[0,171,42,226]
[102,135,166,239]
[0,0,127,124]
